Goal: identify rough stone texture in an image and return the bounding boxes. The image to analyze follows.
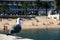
[0,34,33,40]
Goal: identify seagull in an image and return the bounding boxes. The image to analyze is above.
[7,18,22,35]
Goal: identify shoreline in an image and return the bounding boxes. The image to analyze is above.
[0,28,60,32]
[0,16,60,31]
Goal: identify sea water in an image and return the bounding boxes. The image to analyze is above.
[0,28,60,40]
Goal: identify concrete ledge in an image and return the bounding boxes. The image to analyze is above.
[0,34,34,40]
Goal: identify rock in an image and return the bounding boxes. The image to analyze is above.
[0,34,33,40]
[43,23,46,25]
[36,20,39,22]
[57,22,60,25]
[0,19,2,21]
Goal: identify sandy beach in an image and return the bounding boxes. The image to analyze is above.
[0,16,60,31]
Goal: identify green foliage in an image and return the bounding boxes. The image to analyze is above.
[0,7,2,10]
[1,3,8,11]
[0,7,1,14]
[22,1,29,8]
[0,6,2,11]
[41,2,51,16]
[22,2,30,16]
[0,3,9,14]
[55,0,60,10]
[42,2,51,9]
[35,0,41,8]
[55,0,60,6]
[34,0,41,15]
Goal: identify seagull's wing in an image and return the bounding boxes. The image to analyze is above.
[9,24,21,34]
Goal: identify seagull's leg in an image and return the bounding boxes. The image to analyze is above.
[13,33,20,39]
[13,33,16,36]
[14,33,18,38]
[12,33,17,39]
[12,34,17,40]
[13,33,19,39]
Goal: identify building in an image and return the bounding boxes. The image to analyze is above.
[0,0,55,15]
[48,9,60,20]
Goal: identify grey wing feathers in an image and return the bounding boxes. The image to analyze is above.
[9,24,21,34]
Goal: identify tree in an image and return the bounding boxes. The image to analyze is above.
[0,7,2,14]
[22,1,29,15]
[35,0,41,15]
[35,0,41,8]
[55,0,60,10]
[42,2,51,16]
[1,3,8,14]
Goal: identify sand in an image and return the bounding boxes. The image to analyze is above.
[0,16,60,31]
